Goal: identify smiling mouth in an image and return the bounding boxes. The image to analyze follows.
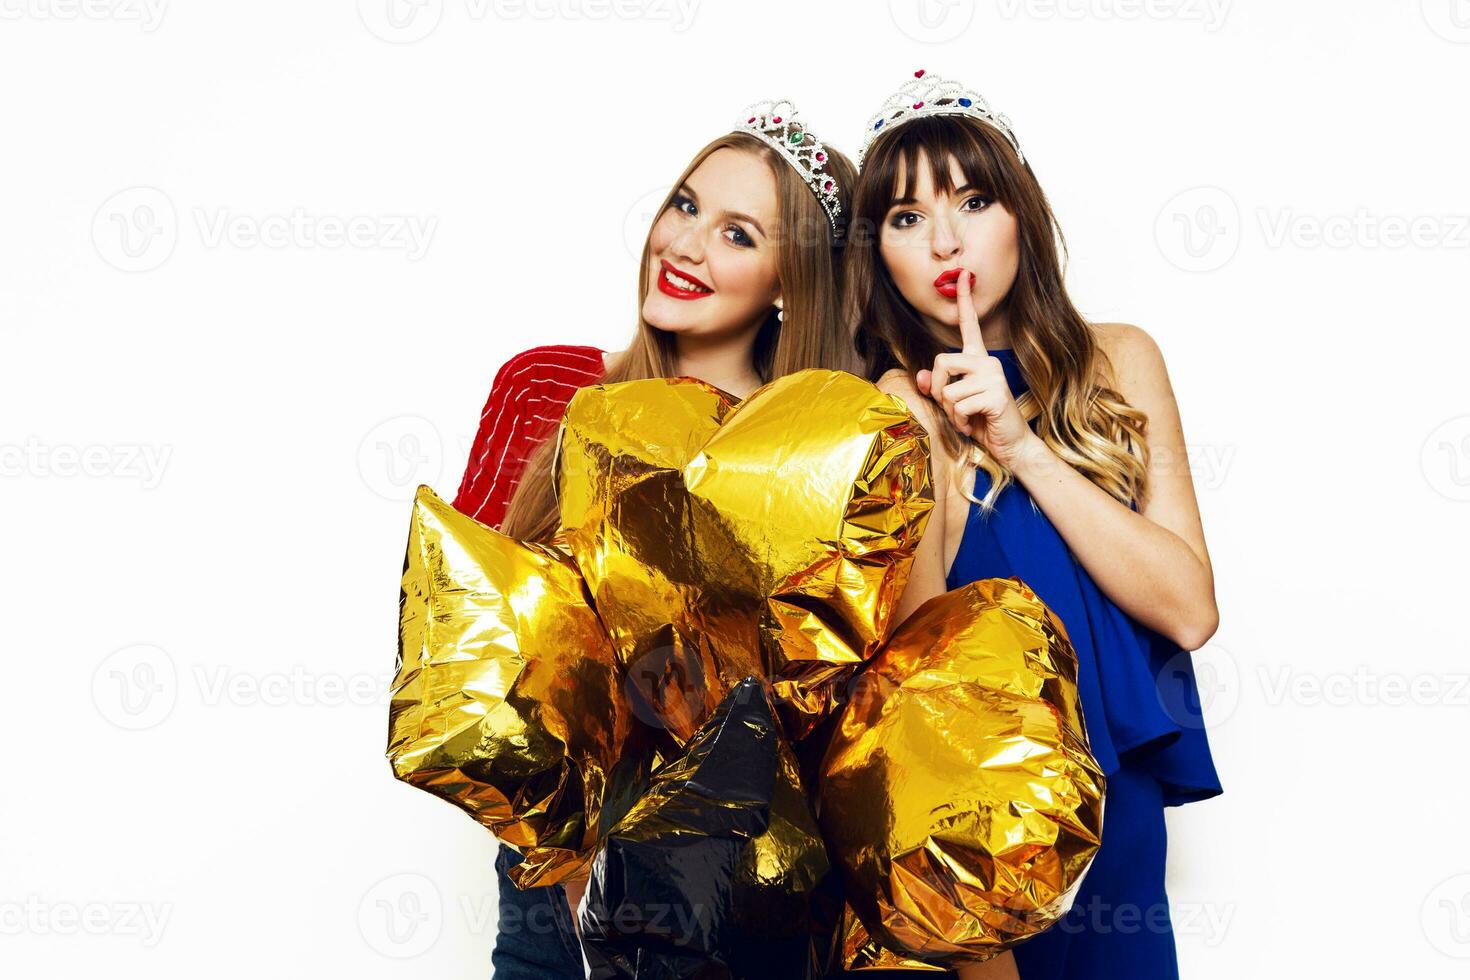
[657,260,714,299]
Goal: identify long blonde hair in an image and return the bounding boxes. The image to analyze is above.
[848,114,1149,514]
[501,131,858,542]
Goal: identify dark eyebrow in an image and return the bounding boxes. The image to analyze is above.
[679,182,767,238]
[889,183,985,208]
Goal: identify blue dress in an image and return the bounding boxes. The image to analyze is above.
[942,346,1223,979]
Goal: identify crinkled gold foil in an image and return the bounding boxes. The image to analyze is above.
[555,369,934,747]
[839,904,946,972]
[387,485,633,887]
[819,577,1106,965]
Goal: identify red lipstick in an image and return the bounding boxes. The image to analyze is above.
[934,267,969,299]
[657,259,714,300]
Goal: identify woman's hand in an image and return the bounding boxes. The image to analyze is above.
[916,270,1037,473]
[955,950,1021,979]
[564,877,586,938]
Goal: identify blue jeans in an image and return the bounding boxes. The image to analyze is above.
[490,843,584,979]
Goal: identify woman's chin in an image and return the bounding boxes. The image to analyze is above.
[642,299,705,335]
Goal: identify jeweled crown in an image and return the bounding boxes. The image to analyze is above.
[856,69,1025,170]
[734,98,843,232]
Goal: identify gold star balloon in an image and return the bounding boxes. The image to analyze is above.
[387,487,639,888]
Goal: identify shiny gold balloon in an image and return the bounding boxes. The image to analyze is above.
[838,905,946,973]
[387,486,634,888]
[555,369,934,747]
[819,578,1106,965]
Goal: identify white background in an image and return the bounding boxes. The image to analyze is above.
[3,0,1468,976]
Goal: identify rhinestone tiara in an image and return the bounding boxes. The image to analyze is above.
[733,98,843,232]
[856,69,1024,170]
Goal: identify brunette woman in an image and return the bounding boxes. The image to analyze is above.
[846,71,1223,980]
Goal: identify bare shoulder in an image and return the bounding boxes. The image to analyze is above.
[1091,322,1169,401]
[875,368,962,488]
[876,369,946,434]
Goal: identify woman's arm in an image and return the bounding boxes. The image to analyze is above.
[1006,323,1218,650]
[878,370,954,624]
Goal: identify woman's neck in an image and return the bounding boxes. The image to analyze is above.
[674,330,763,399]
[926,311,1011,352]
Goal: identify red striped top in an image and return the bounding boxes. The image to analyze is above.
[452,344,608,530]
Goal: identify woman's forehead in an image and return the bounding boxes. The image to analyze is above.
[686,147,779,223]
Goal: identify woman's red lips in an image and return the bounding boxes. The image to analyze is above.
[657,259,714,299]
[934,267,968,299]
